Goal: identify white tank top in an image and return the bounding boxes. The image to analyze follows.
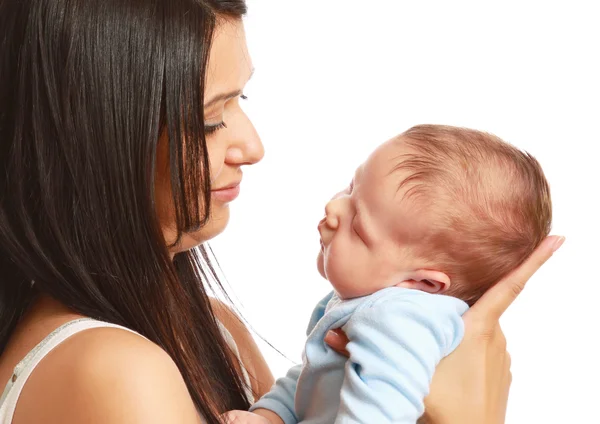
[0,317,252,423]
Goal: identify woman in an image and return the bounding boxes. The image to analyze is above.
[0,0,564,423]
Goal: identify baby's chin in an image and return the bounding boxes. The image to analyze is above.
[316,250,327,280]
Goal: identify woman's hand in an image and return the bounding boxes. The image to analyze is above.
[325,235,565,424]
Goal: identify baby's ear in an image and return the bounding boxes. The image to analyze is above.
[395,269,451,294]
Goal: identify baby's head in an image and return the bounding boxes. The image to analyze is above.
[317,124,552,305]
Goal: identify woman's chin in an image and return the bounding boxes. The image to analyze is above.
[167,206,231,255]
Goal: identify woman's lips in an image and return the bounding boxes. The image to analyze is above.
[211,183,240,203]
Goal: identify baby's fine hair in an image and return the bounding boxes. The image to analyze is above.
[396,124,552,305]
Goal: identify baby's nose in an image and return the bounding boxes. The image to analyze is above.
[324,200,341,230]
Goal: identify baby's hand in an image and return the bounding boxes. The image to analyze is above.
[222,410,272,424]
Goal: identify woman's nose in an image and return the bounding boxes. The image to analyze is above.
[225,109,265,165]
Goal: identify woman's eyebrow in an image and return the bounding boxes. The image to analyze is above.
[203,68,255,109]
[204,89,242,109]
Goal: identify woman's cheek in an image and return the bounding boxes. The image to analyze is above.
[206,142,227,181]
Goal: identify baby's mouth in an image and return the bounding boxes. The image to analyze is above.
[320,239,325,253]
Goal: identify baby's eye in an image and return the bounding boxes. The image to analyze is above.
[351,216,361,237]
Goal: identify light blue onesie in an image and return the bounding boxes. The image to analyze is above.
[250,287,468,423]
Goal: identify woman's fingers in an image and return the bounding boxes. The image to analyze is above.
[467,235,564,325]
[324,328,350,356]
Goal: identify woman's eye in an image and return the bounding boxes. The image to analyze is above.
[204,121,227,135]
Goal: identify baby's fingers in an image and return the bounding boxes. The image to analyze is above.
[221,410,263,424]
[324,328,349,357]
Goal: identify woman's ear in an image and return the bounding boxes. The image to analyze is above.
[395,269,451,294]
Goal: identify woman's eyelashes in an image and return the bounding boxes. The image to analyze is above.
[204,93,248,135]
[204,121,227,135]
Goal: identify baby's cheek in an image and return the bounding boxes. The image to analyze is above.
[326,243,364,298]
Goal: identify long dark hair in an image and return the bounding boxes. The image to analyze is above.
[0,0,251,421]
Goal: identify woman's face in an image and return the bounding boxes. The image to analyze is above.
[156,18,263,255]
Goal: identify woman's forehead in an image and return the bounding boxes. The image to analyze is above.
[205,19,253,100]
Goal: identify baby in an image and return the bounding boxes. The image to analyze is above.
[226,124,552,424]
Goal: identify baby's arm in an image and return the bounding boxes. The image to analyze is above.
[336,290,468,424]
[251,408,285,424]
[248,364,301,424]
[248,291,334,424]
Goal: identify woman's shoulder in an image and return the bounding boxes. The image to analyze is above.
[13,325,201,423]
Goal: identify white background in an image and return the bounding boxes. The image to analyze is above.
[211,2,600,423]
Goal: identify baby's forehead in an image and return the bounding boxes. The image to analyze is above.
[365,136,448,215]
[361,138,416,190]
[358,145,432,234]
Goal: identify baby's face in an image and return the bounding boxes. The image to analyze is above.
[317,137,430,299]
